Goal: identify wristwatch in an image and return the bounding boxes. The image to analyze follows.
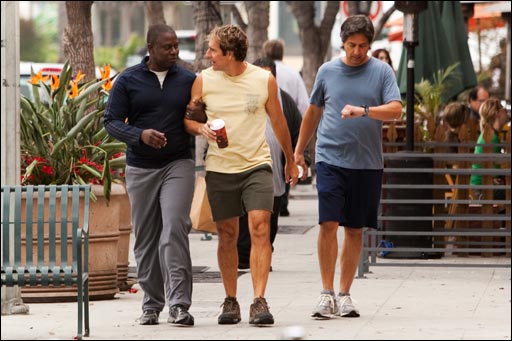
[361,105,369,117]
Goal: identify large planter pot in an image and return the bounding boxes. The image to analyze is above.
[20,184,129,302]
[113,185,133,291]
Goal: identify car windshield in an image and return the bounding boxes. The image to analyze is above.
[179,36,195,52]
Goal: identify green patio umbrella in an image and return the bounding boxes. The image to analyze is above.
[397,1,477,102]
[440,1,477,94]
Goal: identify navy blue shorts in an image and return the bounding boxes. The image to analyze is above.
[316,162,383,228]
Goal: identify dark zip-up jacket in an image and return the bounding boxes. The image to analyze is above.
[104,57,196,168]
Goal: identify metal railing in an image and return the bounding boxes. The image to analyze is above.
[358,142,511,275]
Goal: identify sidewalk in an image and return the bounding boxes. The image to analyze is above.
[1,183,511,340]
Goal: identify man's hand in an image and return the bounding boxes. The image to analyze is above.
[341,104,364,119]
[141,129,167,149]
[185,98,207,123]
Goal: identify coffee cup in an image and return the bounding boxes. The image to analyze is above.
[297,165,304,178]
[210,119,228,148]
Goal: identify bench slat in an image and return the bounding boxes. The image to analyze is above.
[48,186,57,267]
[25,186,34,267]
[60,185,69,265]
[36,185,45,266]
[2,187,11,265]
[14,187,23,265]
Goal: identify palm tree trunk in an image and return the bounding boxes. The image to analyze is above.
[244,1,269,63]
[193,1,223,72]
[63,1,95,83]
[145,1,166,25]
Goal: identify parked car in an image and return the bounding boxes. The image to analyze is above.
[176,29,196,64]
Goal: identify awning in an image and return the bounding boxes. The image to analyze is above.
[386,2,507,41]
[468,2,507,32]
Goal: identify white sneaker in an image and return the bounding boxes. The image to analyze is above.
[336,295,360,317]
[311,293,338,319]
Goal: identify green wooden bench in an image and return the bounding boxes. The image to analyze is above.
[1,185,90,339]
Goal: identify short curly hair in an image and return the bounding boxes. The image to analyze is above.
[147,24,176,46]
[209,25,248,62]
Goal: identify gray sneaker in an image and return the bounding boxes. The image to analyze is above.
[336,295,360,317]
[311,293,338,319]
[139,310,159,325]
[168,304,194,326]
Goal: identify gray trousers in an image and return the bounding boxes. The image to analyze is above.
[125,159,195,312]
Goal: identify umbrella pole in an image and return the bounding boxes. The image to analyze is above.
[405,41,417,152]
[396,2,427,151]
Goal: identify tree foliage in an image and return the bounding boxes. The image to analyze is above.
[20,16,58,62]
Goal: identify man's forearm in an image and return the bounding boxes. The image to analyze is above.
[184,119,204,136]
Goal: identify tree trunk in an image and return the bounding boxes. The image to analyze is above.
[191,1,223,175]
[192,1,223,72]
[347,1,375,16]
[145,1,166,25]
[244,1,269,63]
[286,1,338,93]
[58,2,68,63]
[63,1,95,83]
[142,1,194,72]
[230,4,247,31]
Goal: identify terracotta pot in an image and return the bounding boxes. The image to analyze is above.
[113,185,132,291]
[20,184,129,302]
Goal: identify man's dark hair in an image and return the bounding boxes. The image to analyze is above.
[340,15,374,44]
[147,24,176,45]
[262,39,284,61]
[253,57,276,78]
[468,85,489,102]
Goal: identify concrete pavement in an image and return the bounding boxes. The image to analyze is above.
[1,183,511,340]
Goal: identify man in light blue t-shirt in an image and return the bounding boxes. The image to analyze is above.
[294,15,402,319]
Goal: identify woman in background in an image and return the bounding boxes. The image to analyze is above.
[372,48,394,73]
[470,98,509,200]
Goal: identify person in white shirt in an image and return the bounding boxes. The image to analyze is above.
[263,39,310,217]
[263,39,309,116]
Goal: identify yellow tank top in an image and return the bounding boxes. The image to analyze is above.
[202,63,272,173]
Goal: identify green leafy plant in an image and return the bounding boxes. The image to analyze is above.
[20,62,126,201]
[414,62,460,141]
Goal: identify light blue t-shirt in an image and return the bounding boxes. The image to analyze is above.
[310,57,401,169]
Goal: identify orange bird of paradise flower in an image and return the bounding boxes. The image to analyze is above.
[99,64,112,91]
[74,70,85,83]
[68,81,79,99]
[99,64,111,80]
[28,70,49,85]
[50,75,60,90]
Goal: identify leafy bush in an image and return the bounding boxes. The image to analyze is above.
[20,62,126,201]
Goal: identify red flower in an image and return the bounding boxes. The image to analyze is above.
[41,165,54,175]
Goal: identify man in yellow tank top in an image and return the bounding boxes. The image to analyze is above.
[184,24,299,326]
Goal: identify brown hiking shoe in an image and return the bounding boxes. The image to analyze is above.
[249,297,274,325]
[218,296,241,324]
